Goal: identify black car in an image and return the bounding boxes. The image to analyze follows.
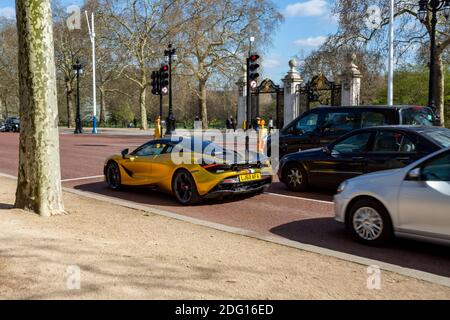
[271,105,437,157]
[278,126,450,191]
[4,117,20,132]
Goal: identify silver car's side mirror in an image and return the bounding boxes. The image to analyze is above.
[407,168,421,180]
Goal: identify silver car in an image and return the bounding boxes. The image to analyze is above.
[334,147,450,246]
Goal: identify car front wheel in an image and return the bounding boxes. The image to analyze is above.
[283,163,308,191]
[105,161,122,190]
[172,170,201,205]
[348,199,393,245]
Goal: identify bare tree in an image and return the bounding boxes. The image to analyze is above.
[178,0,282,128]
[101,0,187,130]
[15,0,65,216]
[329,0,450,125]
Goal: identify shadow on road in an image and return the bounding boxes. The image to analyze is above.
[270,218,450,277]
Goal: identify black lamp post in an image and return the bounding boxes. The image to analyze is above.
[417,0,450,113]
[73,59,83,134]
[164,44,177,135]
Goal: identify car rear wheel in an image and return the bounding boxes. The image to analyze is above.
[172,170,201,205]
[106,161,122,190]
[283,163,308,191]
[348,199,393,245]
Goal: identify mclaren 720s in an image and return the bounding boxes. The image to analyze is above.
[104,137,273,205]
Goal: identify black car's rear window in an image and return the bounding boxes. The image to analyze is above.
[422,129,450,148]
[401,107,435,126]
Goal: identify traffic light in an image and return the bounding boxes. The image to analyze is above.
[160,64,169,95]
[151,71,160,95]
[248,53,260,84]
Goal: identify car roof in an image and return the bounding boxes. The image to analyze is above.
[315,105,428,110]
[354,125,448,133]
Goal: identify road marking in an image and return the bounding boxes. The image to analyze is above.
[61,175,104,182]
[265,192,333,204]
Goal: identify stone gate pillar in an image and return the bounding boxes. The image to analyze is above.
[282,59,303,126]
[340,53,362,106]
[236,68,247,129]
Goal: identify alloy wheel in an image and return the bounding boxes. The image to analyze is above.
[175,172,193,203]
[287,167,303,188]
[106,162,121,189]
[352,207,384,241]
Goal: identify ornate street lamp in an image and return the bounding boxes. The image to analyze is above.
[417,0,450,113]
[73,59,83,134]
[164,44,177,135]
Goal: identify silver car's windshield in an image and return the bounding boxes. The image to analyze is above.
[424,130,450,148]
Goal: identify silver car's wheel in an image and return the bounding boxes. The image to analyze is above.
[352,207,383,241]
[348,199,393,245]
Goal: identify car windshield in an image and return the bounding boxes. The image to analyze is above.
[401,107,435,126]
[423,129,450,148]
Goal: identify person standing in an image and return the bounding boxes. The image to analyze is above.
[268,116,274,134]
[230,116,236,132]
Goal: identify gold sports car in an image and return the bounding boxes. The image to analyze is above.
[104,137,273,205]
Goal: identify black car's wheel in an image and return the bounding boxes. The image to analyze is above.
[283,163,308,191]
[348,199,393,246]
[172,170,201,205]
[105,161,122,190]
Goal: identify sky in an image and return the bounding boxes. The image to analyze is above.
[0,0,338,82]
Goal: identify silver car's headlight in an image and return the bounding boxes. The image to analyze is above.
[337,181,347,194]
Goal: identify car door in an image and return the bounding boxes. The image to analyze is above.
[280,110,321,155]
[365,130,420,174]
[310,131,374,187]
[397,150,450,239]
[122,142,166,182]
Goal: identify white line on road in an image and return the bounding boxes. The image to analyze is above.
[61,175,104,182]
[264,192,333,204]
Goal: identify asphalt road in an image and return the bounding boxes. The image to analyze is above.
[0,132,449,278]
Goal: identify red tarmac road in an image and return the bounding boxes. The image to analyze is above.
[0,132,449,278]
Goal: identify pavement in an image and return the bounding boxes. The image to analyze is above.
[0,131,449,284]
[2,176,450,299]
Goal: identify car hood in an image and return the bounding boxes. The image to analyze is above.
[347,168,404,184]
[281,147,323,161]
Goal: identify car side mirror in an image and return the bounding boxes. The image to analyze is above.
[322,146,331,155]
[121,148,129,159]
[407,168,421,180]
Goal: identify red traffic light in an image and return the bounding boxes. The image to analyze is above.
[249,54,259,61]
[161,64,169,72]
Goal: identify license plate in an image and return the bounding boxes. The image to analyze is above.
[239,173,261,182]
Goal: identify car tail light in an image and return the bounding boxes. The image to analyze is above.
[201,163,232,173]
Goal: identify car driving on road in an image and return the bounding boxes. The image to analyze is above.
[104,137,272,205]
[3,117,20,132]
[334,147,450,246]
[269,105,437,157]
[278,126,450,191]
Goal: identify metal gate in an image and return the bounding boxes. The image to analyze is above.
[297,73,341,111]
[251,79,284,129]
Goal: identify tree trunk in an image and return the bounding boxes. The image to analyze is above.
[65,79,75,128]
[198,80,208,129]
[15,0,65,216]
[139,86,148,130]
[99,86,106,126]
[435,53,445,127]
